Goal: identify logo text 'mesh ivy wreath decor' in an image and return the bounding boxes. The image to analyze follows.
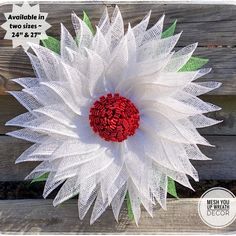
[6,6,222,224]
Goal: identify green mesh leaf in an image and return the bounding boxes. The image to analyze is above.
[83,11,95,35]
[162,20,177,38]
[41,36,60,54]
[126,193,134,220]
[167,177,179,198]
[179,56,209,72]
[31,173,49,184]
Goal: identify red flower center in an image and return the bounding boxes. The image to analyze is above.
[89,93,140,142]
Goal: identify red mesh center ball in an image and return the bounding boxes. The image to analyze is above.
[89,93,140,142]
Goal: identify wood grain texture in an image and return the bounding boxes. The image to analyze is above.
[1,3,236,47]
[0,198,235,233]
[0,135,235,181]
[1,95,235,135]
[0,47,235,95]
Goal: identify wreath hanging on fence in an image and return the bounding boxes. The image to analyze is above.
[6,6,221,224]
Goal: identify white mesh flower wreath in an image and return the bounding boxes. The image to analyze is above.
[6,6,222,224]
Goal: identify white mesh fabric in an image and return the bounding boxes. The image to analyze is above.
[111,182,128,221]
[140,14,165,46]
[90,189,109,224]
[109,5,124,51]
[60,23,78,63]
[78,184,98,220]
[53,176,80,206]
[7,128,48,143]
[71,12,93,51]
[26,52,47,82]
[7,6,222,225]
[43,172,65,198]
[8,91,42,111]
[98,7,110,35]
[132,11,151,46]
[163,43,198,72]
[136,32,181,62]
[13,77,39,89]
[92,27,110,62]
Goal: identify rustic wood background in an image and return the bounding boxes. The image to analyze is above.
[0,2,236,234]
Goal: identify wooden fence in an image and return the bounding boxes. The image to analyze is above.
[0,2,236,233]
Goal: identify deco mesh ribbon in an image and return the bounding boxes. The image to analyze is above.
[6,6,222,225]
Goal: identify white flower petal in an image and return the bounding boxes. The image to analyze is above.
[52,139,101,159]
[184,81,222,96]
[8,91,41,111]
[106,37,128,92]
[163,43,198,72]
[109,5,124,51]
[43,172,65,198]
[64,47,88,77]
[92,26,110,61]
[25,160,57,180]
[79,175,97,205]
[78,184,98,220]
[70,147,114,184]
[141,14,165,45]
[156,163,194,190]
[90,190,109,224]
[137,32,181,62]
[6,111,37,127]
[173,91,221,113]
[53,176,80,206]
[12,77,39,89]
[40,81,85,115]
[7,128,47,144]
[140,110,211,146]
[60,23,78,63]
[149,170,167,209]
[106,165,129,204]
[111,182,128,222]
[98,7,110,36]
[85,48,107,96]
[29,140,62,157]
[183,144,211,160]
[71,12,93,50]
[29,43,63,81]
[132,11,151,46]
[128,180,141,226]
[34,104,77,128]
[26,52,47,82]
[15,143,42,163]
[188,114,222,128]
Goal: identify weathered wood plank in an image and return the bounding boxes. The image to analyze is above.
[0,47,235,96]
[1,4,236,47]
[0,96,26,134]
[0,135,235,181]
[0,198,235,233]
[1,95,235,135]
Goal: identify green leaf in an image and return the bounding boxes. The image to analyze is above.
[30,173,49,184]
[167,177,179,198]
[126,193,134,220]
[179,56,209,72]
[41,36,60,54]
[83,11,95,35]
[162,20,177,38]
